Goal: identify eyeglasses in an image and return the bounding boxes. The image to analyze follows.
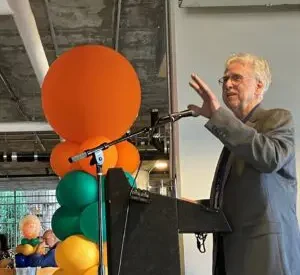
[218,73,249,86]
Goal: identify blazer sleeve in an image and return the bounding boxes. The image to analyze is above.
[27,249,57,267]
[205,107,295,173]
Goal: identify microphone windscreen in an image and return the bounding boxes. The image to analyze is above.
[187,105,200,117]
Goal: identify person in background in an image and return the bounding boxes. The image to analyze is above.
[27,229,59,267]
[0,234,14,268]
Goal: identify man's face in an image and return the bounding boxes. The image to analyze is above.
[221,61,263,113]
[43,232,56,248]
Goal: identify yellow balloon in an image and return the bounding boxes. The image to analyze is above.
[53,269,82,275]
[83,243,108,275]
[53,270,65,275]
[102,242,108,267]
[55,235,99,272]
[83,265,98,275]
[83,265,108,275]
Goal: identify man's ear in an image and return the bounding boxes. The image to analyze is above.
[255,80,264,97]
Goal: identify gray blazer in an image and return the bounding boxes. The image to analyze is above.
[205,106,300,275]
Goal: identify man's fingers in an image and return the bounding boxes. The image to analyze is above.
[189,81,204,96]
[191,73,209,90]
[191,73,215,99]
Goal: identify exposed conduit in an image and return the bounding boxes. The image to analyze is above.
[0,0,12,15]
[0,122,53,133]
[7,0,49,86]
[0,1,51,132]
[0,151,169,162]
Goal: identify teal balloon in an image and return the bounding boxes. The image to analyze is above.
[124,171,136,188]
[29,238,40,246]
[78,171,135,243]
[80,201,106,243]
[51,206,81,240]
[21,238,29,245]
[56,170,98,210]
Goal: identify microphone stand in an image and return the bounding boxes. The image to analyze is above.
[69,127,154,275]
[68,114,184,275]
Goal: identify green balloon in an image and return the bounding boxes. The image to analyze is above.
[29,238,40,246]
[56,171,98,210]
[78,172,135,243]
[51,206,81,241]
[124,171,136,188]
[21,238,29,245]
[80,201,106,243]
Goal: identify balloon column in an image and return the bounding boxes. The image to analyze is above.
[41,45,142,274]
[15,215,43,267]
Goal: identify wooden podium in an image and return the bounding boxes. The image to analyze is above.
[105,169,231,275]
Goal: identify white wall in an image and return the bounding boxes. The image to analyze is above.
[170,3,300,275]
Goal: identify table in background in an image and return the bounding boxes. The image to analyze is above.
[0,268,58,275]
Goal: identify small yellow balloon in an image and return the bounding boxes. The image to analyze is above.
[22,244,35,256]
[55,235,99,272]
[16,244,35,256]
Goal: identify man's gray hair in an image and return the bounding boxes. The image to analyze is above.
[225,53,272,93]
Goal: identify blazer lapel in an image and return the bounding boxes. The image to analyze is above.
[245,106,265,128]
[210,106,265,209]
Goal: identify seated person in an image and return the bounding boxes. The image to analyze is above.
[0,234,14,268]
[27,229,59,267]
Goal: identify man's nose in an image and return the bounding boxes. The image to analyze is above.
[224,77,233,88]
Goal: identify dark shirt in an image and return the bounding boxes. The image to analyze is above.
[27,243,58,268]
[213,103,261,208]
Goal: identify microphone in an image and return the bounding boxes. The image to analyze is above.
[157,109,197,124]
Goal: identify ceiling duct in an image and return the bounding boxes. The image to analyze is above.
[0,0,12,15]
[179,0,300,7]
[0,122,53,133]
[7,0,49,86]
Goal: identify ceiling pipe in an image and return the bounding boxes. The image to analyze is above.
[0,0,12,15]
[0,151,169,162]
[7,0,49,86]
[0,122,53,132]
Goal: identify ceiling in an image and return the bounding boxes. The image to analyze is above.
[0,0,169,178]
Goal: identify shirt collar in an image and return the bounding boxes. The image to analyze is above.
[242,103,261,123]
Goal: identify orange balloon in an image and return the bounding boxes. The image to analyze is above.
[42,45,141,143]
[50,141,81,177]
[115,141,140,173]
[79,136,118,176]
